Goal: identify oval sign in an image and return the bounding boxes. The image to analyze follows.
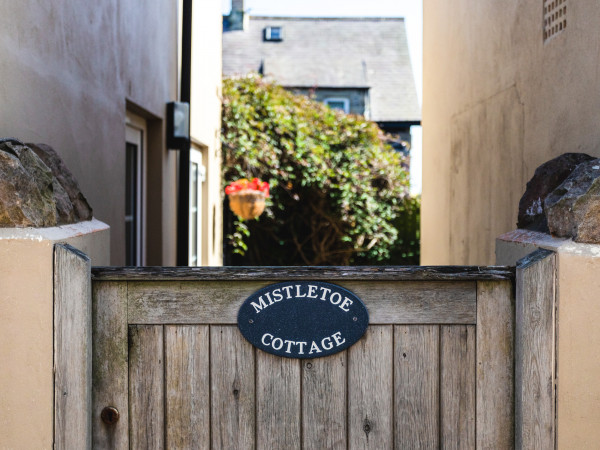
[238,281,369,359]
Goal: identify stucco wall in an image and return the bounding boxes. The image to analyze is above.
[0,221,109,449]
[497,230,600,449]
[0,1,223,266]
[422,0,600,264]
[191,0,224,266]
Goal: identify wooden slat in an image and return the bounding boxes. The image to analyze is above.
[93,265,515,281]
[54,244,92,450]
[256,351,301,450]
[302,353,347,450]
[129,325,164,449]
[211,326,255,449]
[165,325,210,449]
[476,281,514,449]
[515,249,556,450]
[92,281,129,449]
[395,325,439,448]
[127,281,476,325]
[348,326,393,449]
[440,325,476,449]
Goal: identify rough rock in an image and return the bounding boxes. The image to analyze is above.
[545,158,600,243]
[517,153,594,232]
[0,139,58,226]
[28,143,93,222]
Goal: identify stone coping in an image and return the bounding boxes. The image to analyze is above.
[497,229,600,258]
[0,218,109,242]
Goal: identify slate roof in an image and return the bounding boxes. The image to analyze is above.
[223,16,421,123]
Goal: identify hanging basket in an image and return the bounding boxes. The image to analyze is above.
[228,189,266,220]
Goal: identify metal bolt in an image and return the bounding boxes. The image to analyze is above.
[101,406,120,425]
[353,316,358,322]
[249,319,254,324]
[306,362,313,369]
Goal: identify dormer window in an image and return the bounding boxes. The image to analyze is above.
[264,26,283,41]
[324,98,350,114]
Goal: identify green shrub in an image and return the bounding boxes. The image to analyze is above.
[222,74,419,265]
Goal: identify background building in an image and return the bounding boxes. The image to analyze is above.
[0,0,223,266]
[422,0,600,264]
[223,5,420,148]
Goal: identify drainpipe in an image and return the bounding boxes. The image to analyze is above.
[177,0,192,266]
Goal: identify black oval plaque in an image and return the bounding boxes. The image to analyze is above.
[237,281,369,359]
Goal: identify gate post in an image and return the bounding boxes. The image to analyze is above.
[499,229,600,449]
[0,220,108,449]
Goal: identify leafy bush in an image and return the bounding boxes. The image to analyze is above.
[222,74,419,265]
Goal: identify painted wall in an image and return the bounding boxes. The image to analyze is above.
[422,0,600,264]
[191,0,224,266]
[0,221,109,449]
[0,1,223,266]
[497,230,600,449]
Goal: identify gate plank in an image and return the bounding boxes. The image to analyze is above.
[256,351,301,450]
[395,325,439,448]
[92,281,129,449]
[54,244,92,450]
[302,352,347,450]
[165,325,210,449]
[515,249,556,450]
[476,281,514,449]
[348,326,393,449]
[129,325,164,449]
[440,325,476,450]
[127,280,476,324]
[211,326,255,449]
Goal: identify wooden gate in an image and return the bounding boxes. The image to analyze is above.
[54,245,557,449]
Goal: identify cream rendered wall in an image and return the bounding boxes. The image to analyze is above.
[0,221,109,449]
[0,1,179,265]
[497,230,600,449]
[422,0,600,264]
[191,0,223,266]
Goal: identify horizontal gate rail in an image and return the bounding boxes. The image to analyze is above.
[91,265,515,281]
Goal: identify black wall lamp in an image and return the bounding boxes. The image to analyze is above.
[166,101,190,150]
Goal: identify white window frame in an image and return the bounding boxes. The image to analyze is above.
[188,146,206,266]
[125,112,147,266]
[264,26,283,41]
[324,97,350,114]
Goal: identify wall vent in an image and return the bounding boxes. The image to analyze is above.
[544,0,567,41]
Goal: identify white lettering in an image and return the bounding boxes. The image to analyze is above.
[332,331,346,346]
[261,333,274,346]
[282,285,293,299]
[265,292,274,305]
[307,285,318,298]
[251,297,268,313]
[272,288,283,302]
[319,287,331,301]
[309,341,322,354]
[295,284,307,298]
[297,341,307,354]
[340,297,353,312]
[330,292,342,305]
[284,339,295,353]
[272,337,284,350]
[321,336,333,350]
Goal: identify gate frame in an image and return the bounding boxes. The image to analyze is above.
[53,244,556,449]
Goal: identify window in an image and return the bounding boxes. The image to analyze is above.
[189,147,206,266]
[264,26,283,41]
[125,112,146,266]
[324,98,350,114]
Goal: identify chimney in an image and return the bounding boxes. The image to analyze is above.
[225,0,247,31]
[231,0,244,13]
